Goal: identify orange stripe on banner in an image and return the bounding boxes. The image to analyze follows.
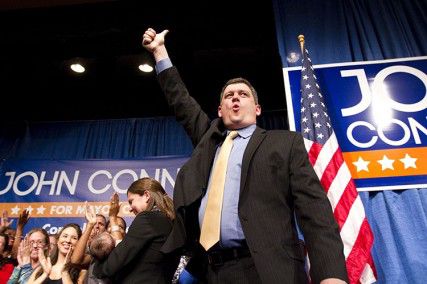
[0,202,134,218]
[342,146,427,179]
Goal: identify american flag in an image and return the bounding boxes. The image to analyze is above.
[299,46,377,284]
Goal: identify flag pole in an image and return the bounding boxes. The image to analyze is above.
[298,34,305,53]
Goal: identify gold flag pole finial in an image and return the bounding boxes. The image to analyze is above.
[298,35,305,53]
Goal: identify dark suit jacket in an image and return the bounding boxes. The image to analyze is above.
[159,67,348,284]
[93,211,178,284]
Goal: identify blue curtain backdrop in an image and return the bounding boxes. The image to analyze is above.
[272,0,427,282]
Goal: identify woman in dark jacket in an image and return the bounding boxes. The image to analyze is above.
[93,177,179,283]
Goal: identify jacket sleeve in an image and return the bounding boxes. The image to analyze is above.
[157,66,211,147]
[93,213,160,278]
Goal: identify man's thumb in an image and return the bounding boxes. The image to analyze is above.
[159,30,169,37]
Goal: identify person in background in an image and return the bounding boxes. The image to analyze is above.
[7,228,50,284]
[27,224,83,284]
[87,215,107,247]
[92,177,179,283]
[1,233,16,283]
[71,201,115,284]
[142,28,348,284]
[47,235,57,254]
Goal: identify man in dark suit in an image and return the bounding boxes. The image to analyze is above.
[143,28,348,284]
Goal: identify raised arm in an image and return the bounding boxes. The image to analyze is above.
[0,210,13,233]
[11,209,30,258]
[108,193,124,243]
[142,28,212,145]
[70,202,95,266]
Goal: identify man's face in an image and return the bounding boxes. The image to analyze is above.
[29,231,48,260]
[91,215,107,237]
[218,83,261,129]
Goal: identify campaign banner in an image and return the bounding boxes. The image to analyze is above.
[284,56,427,191]
[0,157,188,234]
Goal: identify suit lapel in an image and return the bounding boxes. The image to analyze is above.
[240,127,266,194]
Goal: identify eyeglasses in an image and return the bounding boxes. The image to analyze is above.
[29,240,46,247]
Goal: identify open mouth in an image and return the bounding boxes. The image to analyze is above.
[232,104,240,112]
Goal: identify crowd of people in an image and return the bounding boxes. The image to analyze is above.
[1,27,348,284]
[0,177,180,284]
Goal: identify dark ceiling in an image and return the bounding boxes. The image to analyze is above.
[0,0,287,122]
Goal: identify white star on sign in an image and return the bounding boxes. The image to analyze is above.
[377,155,395,171]
[400,154,417,169]
[37,205,47,215]
[11,206,20,215]
[353,157,370,172]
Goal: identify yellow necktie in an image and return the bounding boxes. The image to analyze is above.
[200,130,239,251]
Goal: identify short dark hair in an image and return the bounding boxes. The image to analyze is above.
[89,232,115,261]
[219,77,259,104]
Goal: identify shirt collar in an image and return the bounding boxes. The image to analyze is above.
[227,124,256,139]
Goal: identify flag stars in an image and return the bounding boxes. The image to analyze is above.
[308,93,314,98]
[303,127,310,133]
[353,157,370,172]
[400,154,417,169]
[310,102,317,108]
[301,107,306,113]
[302,117,308,123]
[303,75,309,80]
[317,133,324,139]
[315,122,321,128]
[377,155,395,171]
[313,112,319,118]
[326,122,331,128]
[305,84,311,89]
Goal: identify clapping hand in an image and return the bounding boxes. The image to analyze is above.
[109,192,120,219]
[38,247,52,275]
[84,201,96,226]
[17,235,31,266]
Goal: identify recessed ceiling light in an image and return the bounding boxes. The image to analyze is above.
[138,64,153,73]
[70,63,85,73]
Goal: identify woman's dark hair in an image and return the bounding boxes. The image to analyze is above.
[127,177,175,220]
[0,232,10,253]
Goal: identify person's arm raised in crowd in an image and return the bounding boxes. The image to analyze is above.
[108,193,124,243]
[11,209,30,258]
[70,202,95,266]
[142,28,169,63]
[0,210,13,233]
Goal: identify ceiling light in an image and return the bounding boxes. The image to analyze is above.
[139,64,153,73]
[70,63,85,73]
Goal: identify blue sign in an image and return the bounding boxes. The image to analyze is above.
[0,157,188,233]
[284,57,427,191]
